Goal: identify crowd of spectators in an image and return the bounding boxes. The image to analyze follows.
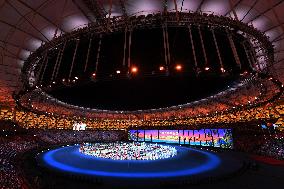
[0,135,38,189]
[0,119,284,188]
[0,120,126,189]
[32,129,126,144]
[232,123,284,160]
[258,135,284,160]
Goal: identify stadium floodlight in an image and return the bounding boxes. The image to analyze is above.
[159,66,165,71]
[131,66,138,73]
[175,64,182,71]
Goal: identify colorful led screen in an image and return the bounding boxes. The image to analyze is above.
[128,129,233,149]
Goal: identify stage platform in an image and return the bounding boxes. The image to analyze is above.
[37,144,245,188]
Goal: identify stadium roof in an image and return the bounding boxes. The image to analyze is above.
[1,0,284,107]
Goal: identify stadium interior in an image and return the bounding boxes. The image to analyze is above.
[1,0,284,188]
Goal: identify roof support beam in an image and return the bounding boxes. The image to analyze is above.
[247,0,284,23]
[163,0,168,13]
[263,22,284,33]
[106,0,113,29]
[224,0,243,17]
[270,0,284,43]
[275,37,284,43]
[0,46,26,61]
[0,52,24,62]
[16,0,66,33]
[240,0,258,22]
[82,0,112,32]
[72,0,93,22]
[83,0,106,23]
[6,0,50,42]
[196,0,205,12]
[274,49,284,54]
[119,0,129,28]
[275,57,284,64]
[0,19,44,42]
[229,0,239,20]
[180,0,185,12]
[272,33,284,42]
[0,39,32,52]
[119,0,128,18]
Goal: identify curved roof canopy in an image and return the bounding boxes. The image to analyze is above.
[1,0,284,107]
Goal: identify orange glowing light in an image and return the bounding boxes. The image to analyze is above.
[159,66,165,71]
[175,64,182,71]
[131,66,138,73]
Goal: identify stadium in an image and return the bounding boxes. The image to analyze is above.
[1,0,284,188]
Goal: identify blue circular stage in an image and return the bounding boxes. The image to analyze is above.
[38,143,243,181]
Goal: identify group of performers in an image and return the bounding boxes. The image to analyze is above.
[79,142,177,160]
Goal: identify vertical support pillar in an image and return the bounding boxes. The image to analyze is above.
[40,55,49,84]
[128,29,132,70]
[51,47,61,81]
[51,42,65,81]
[188,25,198,72]
[211,28,224,71]
[165,24,171,66]
[251,51,260,70]
[107,0,113,29]
[84,36,93,72]
[198,26,208,68]
[122,28,127,67]
[163,26,168,67]
[68,39,80,80]
[95,34,102,73]
[246,35,259,70]
[55,41,67,79]
[242,42,254,70]
[36,52,47,85]
[250,45,261,70]
[173,0,179,22]
[227,30,241,69]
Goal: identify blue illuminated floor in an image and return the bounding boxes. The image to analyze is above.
[38,144,242,180]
